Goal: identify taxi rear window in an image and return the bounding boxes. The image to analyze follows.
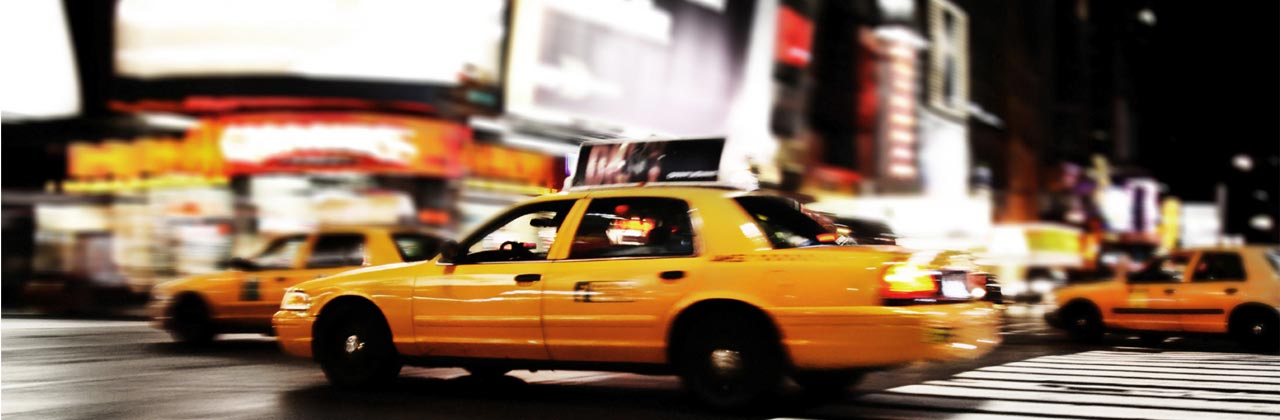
[1266,248,1280,276]
[734,196,831,249]
[393,233,441,262]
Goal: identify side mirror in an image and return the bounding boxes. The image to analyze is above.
[438,240,460,264]
[227,257,259,272]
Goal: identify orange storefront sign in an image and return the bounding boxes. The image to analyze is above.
[463,142,565,189]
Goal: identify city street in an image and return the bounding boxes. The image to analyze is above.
[4,306,1277,420]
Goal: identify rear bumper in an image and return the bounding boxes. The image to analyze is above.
[772,302,1002,370]
[273,310,315,358]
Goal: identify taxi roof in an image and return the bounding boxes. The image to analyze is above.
[522,185,750,204]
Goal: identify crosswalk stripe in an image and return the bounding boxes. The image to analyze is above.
[1033,355,1280,371]
[782,406,1063,420]
[977,365,1280,384]
[1005,361,1280,377]
[1081,350,1280,362]
[952,370,1280,393]
[780,350,1280,420]
[927,378,1280,403]
[857,393,1276,420]
[887,383,1280,415]
[1068,355,1280,365]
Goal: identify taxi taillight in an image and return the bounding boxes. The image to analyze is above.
[880,264,940,301]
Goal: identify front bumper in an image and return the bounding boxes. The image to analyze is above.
[772,302,1002,370]
[148,299,173,330]
[273,310,315,358]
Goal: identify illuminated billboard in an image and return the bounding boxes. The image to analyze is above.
[506,0,756,135]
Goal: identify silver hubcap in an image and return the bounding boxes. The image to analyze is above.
[344,334,365,355]
[1252,323,1265,336]
[1074,318,1088,327]
[709,349,742,376]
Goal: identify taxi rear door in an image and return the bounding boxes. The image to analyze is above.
[541,196,698,364]
[1178,251,1247,333]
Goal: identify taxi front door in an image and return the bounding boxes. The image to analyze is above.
[411,200,580,360]
[1111,253,1191,331]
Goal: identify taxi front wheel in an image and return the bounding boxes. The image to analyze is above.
[1061,304,1104,343]
[675,311,784,411]
[316,304,402,389]
[170,297,215,346]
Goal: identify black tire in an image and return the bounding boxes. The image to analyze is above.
[1062,304,1104,343]
[315,304,402,389]
[169,296,215,346]
[675,310,784,411]
[794,370,865,402]
[465,367,511,378]
[1231,310,1280,354]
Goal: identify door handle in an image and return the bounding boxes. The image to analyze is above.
[1225,288,1238,295]
[659,270,686,280]
[276,277,287,282]
[314,274,327,279]
[1163,288,1176,295]
[514,274,541,283]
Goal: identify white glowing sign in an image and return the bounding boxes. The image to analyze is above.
[219,124,418,164]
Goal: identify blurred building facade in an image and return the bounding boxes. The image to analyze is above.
[5,0,1271,312]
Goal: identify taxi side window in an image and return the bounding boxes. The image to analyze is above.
[568,197,694,259]
[733,196,830,249]
[460,200,574,264]
[1127,254,1190,284]
[392,233,441,262]
[1192,252,1246,282]
[251,235,307,270]
[307,234,367,269]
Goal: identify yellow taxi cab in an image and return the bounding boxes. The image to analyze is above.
[150,226,443,345]
[1047,245,1280,352]
[273,186,1002,409]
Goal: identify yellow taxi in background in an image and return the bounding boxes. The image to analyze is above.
[273,187,1002,409]
[1048,246,1280,352]
[150,226,443,345]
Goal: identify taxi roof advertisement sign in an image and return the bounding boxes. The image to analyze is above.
[571,138,725,188]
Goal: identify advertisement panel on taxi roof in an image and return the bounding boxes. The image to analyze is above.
[570,138,724,187]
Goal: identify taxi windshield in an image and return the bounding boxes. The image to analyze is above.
[734,195,846,249]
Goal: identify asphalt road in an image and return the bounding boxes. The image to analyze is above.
[3,305,1277,420]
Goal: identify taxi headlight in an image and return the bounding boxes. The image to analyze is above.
[280,289,311,312]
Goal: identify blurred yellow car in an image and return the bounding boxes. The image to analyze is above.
[273,187,1001,409]
[150,226,443,345]
[1047,245,1280,352]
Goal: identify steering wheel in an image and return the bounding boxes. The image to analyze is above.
[498,241,534,261]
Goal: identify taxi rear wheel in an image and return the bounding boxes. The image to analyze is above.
[675,311,784,411]
[170,297,215,346]
[316,304,402,389]
[1231,310,1280,353]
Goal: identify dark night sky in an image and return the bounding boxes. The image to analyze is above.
[1140,1,1279,203]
